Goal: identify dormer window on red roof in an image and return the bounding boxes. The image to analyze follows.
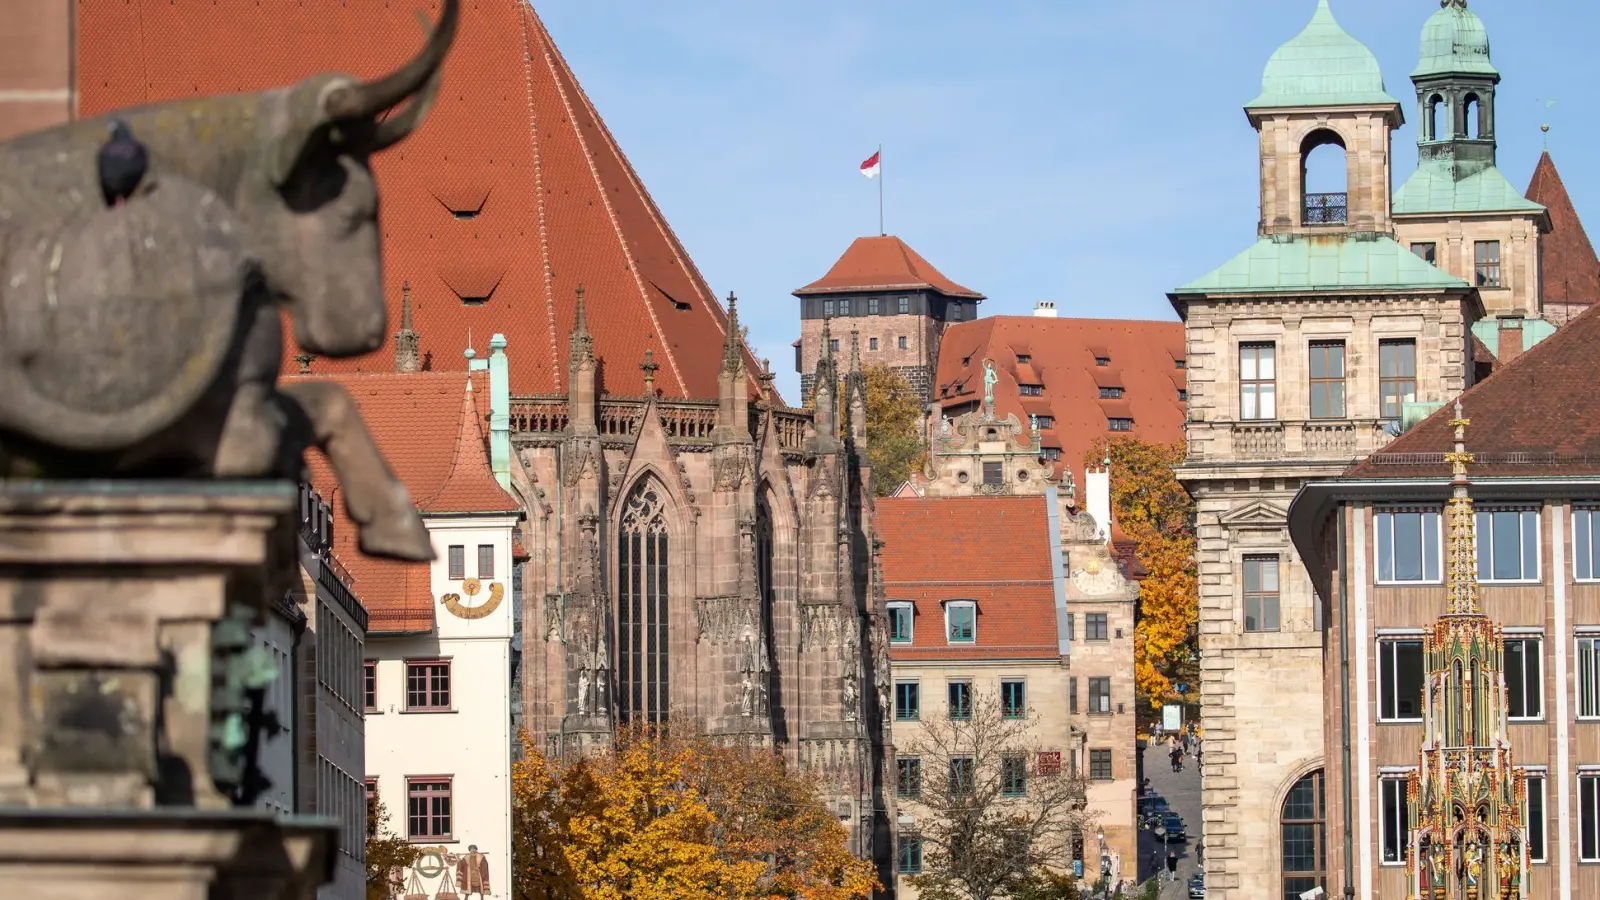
[1095,357,1111,367]
[1109,417,1134,432]
[1099,387,1124,400]
[1020,384,1044,397]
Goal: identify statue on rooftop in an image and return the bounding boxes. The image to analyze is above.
[0,0,463,562]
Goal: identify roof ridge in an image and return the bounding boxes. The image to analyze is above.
[525,8,687,398]
[515,3,568,398]
[1526,151,1600,306]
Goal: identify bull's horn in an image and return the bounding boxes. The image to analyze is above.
[323,0,458,121]
[369,69,444,151]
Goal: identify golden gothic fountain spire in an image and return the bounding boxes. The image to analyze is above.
[1444,400,1482,616]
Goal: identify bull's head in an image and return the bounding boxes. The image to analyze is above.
[251,0,458,358]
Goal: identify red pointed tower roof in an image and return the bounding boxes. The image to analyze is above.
[426,377,520,515]
[795,235,984,299]
[1526,151,1600,308]
[75,0,764,400]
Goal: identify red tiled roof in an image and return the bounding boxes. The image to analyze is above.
[1346,302,1600,479]
[1526,152,1600,308]
[427,379,520,515]
[934,317,1187,489]
[878,496,1059,661]
[794,235,984,299]
[75,0,765,401]
[282,370,494,632]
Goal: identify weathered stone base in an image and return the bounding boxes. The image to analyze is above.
[0,807,334,900]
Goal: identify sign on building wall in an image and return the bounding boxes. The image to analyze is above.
[1037,750,1062,776]
[1162,704,1183,733]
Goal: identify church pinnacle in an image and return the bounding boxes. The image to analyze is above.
[722,291,745,375]
[1444,401,1482,616]
[569,285,594,370]
[394,281,420,373]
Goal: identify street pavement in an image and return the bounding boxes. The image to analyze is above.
[1138,736,1203,899]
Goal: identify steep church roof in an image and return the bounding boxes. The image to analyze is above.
[1526,152,1600,308]
[1246,0,1400,110]
[76,0,764,401]
[795,235,984,299]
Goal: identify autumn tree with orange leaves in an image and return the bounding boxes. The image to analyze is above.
[1086,436,1199,708]
[510,727,878,900]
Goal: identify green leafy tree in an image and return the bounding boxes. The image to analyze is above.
[365,798,421,900]
[858,365,926,495]
[1085,436,1199,708]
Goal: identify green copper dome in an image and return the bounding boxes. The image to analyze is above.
[1246,0,1400,110]
[1414,0,1497,78]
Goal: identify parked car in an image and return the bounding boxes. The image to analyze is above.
[1188,872,1205,898]
[1160,813,1188,842]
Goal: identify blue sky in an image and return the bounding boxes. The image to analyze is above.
[535,0,1599,400]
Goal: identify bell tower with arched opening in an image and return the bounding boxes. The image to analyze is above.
[1244,0,1404,236]
[1393,0,1551,326]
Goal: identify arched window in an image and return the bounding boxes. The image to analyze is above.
[618,481,670,724]
[1301,130,1348,226]
[1427,94,1445,141]
[1464,94,1481,140]
[1282,769,1327,899]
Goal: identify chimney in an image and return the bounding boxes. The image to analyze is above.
[1497,317,1525,364]
[1033,301,1058,318]
[488,334,511,489]
[1085,466,1112,545]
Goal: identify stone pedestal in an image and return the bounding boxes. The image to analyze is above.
[0,481,335,899]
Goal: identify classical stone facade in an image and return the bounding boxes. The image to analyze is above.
[915,387,1064,499]
[1171,4,1484,897]
[513,302,897,881]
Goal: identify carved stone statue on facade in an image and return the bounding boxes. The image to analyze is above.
[577,667,592,716]
[0,0,463,563]
[982,358,998,412]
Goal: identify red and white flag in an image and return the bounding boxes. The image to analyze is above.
[859,150,881,179]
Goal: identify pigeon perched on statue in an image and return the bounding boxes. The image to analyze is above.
[96,118,148,207]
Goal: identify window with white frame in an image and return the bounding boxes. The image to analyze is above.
[888,602,914,643]
[1238,342,1277,420]
[1575,508,1600,581]
[1475,508,1540,582]
[1582,771,1600,862]
[1375,508,1442,583]
[1380,776,1410,865]
[1579,636,1600,719]
[1524,771,1547,863]
[1378,639,1424,722]
[1243,555,1280,633]
[946,600,976,643]
[1505,636,1543,720]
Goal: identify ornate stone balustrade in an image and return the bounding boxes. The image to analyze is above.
[511,396,812,456]
[1188,419,1394,463]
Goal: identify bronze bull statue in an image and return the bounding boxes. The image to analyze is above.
[0,0,464,562]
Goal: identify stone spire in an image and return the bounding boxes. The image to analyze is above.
[569,284,594,371]
[394,281,420,373]
[846,328,868,446]
[567,285,597,433]
[722,291,745,376]
[641,348,659,395]
[1406,399,1530,897]
[810,317,840,445]
[1443,400,1481,616]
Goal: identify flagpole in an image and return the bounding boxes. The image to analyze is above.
[878,143,885,236]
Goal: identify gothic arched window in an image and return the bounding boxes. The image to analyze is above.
[1282,769,1327,900]
[618,482,670,724]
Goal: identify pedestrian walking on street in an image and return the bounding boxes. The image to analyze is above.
[1170,744,1183,773]
[1166,850,1178,881]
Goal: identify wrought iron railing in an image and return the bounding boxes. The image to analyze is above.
[1304,192,1348,226]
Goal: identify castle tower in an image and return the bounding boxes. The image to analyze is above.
[1170,3,1481,897]
[794,235,983,404]
[1393,0,1551,324]
[1406,405,1529,899]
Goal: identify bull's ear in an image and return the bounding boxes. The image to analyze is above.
[269,79,346,186]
